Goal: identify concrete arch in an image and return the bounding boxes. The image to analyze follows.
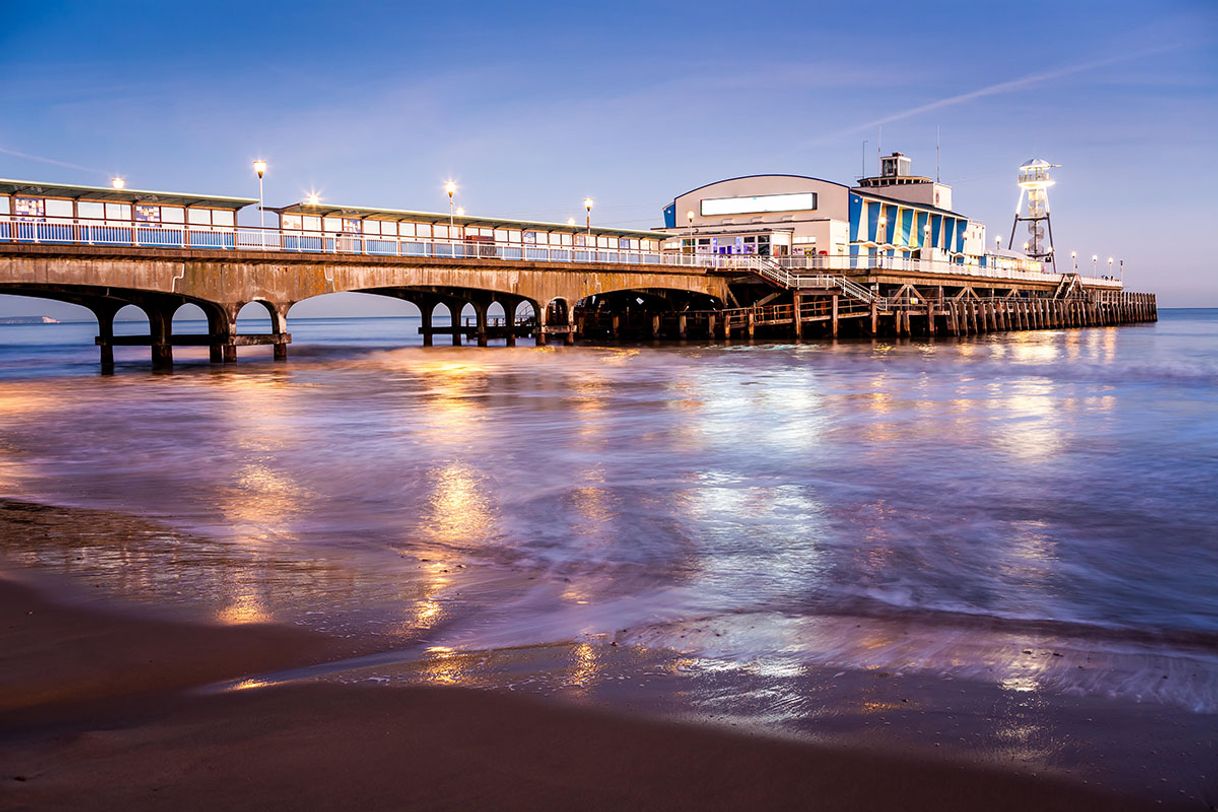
[235,299,284,335]
[171,302,210,335]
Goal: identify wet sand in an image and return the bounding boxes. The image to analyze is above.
[0,579,1167,811]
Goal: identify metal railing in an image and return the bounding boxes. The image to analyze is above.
[0,215,1122,291]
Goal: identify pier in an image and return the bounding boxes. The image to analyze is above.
[0,174,1156,371]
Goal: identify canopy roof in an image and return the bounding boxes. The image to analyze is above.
[271,201,666,239]
[0,179,257,210]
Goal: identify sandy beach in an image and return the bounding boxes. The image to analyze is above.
[1,577,1175,812]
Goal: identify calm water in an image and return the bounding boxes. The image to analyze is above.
[2,311,1217,715]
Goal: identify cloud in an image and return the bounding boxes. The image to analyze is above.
[0,145,101,175]
[806,44,1184,146]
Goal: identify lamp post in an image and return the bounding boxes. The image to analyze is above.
[1119,259,1124,282]
[1092,254,1098,275]
[1107,257,1113,279]
[687,210,695,257]
[584,197,594,243]
[252,160,267,246]
[922,223,931,263]
[445,180,458,234]
[111,176,126,190]
[1071,250,1078,273]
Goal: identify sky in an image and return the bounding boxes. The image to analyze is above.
[1,0,1215,317]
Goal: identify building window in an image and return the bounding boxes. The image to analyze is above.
[14,197,45,218]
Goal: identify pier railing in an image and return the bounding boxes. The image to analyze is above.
[0,215,1121,290]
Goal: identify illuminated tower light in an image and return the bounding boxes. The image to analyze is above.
[1009,158,1060,272]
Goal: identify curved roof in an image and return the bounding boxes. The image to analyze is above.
[668,174,850,204]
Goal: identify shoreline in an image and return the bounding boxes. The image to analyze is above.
[0,576,1197,811]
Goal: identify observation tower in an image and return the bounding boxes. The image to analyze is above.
[1009,158,1059,272]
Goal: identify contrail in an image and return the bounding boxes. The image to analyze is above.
[808,44,1181,146]
[0,145,100,175]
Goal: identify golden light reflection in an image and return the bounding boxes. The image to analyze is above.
[567,641,599,687]
[422,646,463,685]
[424,462,491,545]
[216,591,271,625]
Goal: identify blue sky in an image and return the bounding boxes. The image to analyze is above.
[1,0,1215,315]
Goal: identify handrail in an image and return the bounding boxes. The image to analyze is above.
[0,214,1124,290]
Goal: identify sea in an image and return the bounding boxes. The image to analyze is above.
[1,309,1216,798]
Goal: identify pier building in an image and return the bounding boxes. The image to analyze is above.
[661,152,997,269]
[0,161,1156,371]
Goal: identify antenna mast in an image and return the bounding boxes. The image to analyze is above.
[935,127,941,183]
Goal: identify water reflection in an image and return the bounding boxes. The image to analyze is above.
[1,318,1216,720]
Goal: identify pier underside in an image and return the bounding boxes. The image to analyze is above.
[0,242,1156,370]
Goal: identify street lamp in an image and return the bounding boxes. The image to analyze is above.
[567,217,576,226]
[252,159,268,245]
[305,191,321,206]
[456,206,465,217]
[444,180,458,232]
[1071,250,1078,273]
[1107,257,1113,278]
[687,210,695,256]
[111,176,126,190]
[584,197,594,241]
[1091,254,1098,274]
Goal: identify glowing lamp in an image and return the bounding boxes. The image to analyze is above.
[252,159,268,179]
[111,176,126,190]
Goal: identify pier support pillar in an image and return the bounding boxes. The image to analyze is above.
[792,292,803,339]
[869,302,878,336]
[831,294,839,338]
[420,302,435,347]
[677,313,687,339]
[746,311,755,339]
[503,301,518,347]
[448,300,464,346]
[149,306,173,371]
[91,301,120,374]
[651,314,661,340]
[536,304,548,347]
[475,301,489,347]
